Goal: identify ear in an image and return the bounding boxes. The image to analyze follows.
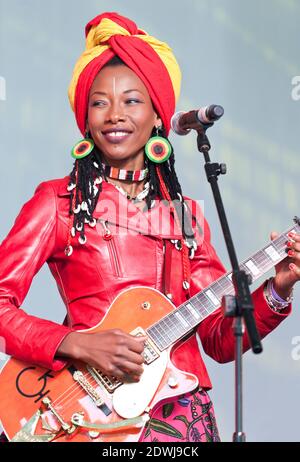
[154,114,162,129]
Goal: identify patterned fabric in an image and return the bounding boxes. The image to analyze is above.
[0,389,220,443]
[0,432,7,442]
[68,12,182,135]
[101,163,149,181]
[140,388,220,443]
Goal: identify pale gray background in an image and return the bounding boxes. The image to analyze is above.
[0,0,299,442]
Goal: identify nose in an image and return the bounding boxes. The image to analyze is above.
[106,101,126,124]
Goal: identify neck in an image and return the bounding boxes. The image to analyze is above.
[101,155,145,171]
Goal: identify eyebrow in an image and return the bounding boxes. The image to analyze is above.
[91,89,144,97]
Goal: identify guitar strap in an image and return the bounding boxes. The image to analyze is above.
[163,239,182,300]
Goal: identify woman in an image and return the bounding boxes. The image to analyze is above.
[0,12,299,443]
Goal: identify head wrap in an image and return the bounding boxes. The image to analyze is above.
[68,12,181,136]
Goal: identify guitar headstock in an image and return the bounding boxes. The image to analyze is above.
[293,216,300,232]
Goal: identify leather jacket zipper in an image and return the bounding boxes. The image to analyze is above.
[98,220,121,277]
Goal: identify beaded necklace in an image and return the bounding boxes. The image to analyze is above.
[101,163,149,181]
[108,181,150,203]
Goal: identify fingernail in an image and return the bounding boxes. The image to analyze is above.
[289,263,296,270]
[288,232,295,238]
[287,241,293,248]
[288,250,295,257]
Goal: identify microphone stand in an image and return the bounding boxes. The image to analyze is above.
[194,121,263,442]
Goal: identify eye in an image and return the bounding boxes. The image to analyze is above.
[91,100,107,107]
[125,98,142,104]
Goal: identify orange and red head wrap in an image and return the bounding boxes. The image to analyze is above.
[68,12,181,136]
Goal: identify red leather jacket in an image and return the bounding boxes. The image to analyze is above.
[0,177,291,389]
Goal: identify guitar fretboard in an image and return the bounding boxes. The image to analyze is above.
[147,219,300,351]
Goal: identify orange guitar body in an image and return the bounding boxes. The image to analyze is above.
[0,287,198,442]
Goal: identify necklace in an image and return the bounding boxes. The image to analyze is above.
[101,163,149,181]
[108,180,150,203]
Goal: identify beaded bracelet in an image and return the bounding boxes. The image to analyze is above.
[264,277,293,312]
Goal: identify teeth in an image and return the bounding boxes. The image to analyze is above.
[105,132,129,137]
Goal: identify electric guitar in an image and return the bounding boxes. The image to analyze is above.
[0,218,299,442]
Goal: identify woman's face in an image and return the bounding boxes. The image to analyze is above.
[87,64,162,168]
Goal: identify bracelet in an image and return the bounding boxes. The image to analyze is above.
[264,277,293,312]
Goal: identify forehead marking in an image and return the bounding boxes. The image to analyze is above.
[113,77,116,97]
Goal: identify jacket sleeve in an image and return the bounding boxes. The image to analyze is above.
[190,207,291,364]
[0,182,73,371]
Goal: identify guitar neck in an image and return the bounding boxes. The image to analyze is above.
[147,218,300,351]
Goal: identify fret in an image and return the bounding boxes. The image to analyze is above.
[211,277,233,299]
[245,259,260,277]
[205,289,220,307]
[165,313,187,338]
[250,251,268,270]
[185,302,201,320]
[239,262,250,276]
[159,318,179,343]
[264,244,281,262]
[146,219,300,353]
[180,303,200,323]
[196,292,214,312]
[147,325,164,350]
[192,297,211,318]
[174,311,191,329]
[274,239,289,257]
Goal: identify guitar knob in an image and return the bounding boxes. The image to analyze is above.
[168,374,178,388]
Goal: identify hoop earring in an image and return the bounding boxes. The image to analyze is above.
[71,130,95,160]
[145,126,172,164]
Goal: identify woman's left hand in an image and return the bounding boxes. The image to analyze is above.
[271,231,300,299]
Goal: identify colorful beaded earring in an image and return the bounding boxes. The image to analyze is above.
[145,126,172,164]
[71,131,94,160]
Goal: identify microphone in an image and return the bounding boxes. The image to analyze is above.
[171,105,224,135]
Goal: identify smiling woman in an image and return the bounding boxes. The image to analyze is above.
[0,11,299,444]
[87,62,161,169]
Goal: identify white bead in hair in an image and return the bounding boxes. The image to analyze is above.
[81,201,88,211]
[79,235,87,245]
[67,183,76,192]
[65,245,73,257]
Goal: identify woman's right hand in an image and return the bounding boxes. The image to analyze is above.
[56,329,146,382]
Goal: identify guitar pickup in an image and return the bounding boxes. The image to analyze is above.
[130,327,160,365]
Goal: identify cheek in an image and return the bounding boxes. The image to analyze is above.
[87,109,98,129]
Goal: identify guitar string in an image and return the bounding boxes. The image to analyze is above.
[51,236,291,413]
[46,229,295,418]
[52,239,291,413]
[148,232,292,348]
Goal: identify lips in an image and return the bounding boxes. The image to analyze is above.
[102,128,133,144]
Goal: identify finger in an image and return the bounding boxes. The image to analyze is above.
[118,349,145,366]
[288,232,300,242]
[286,243,300,255]
[270,231,279,241]
[126,335,147,354]
[289,263,300,278]
[120,360,144,377]
[286,238,300,252]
